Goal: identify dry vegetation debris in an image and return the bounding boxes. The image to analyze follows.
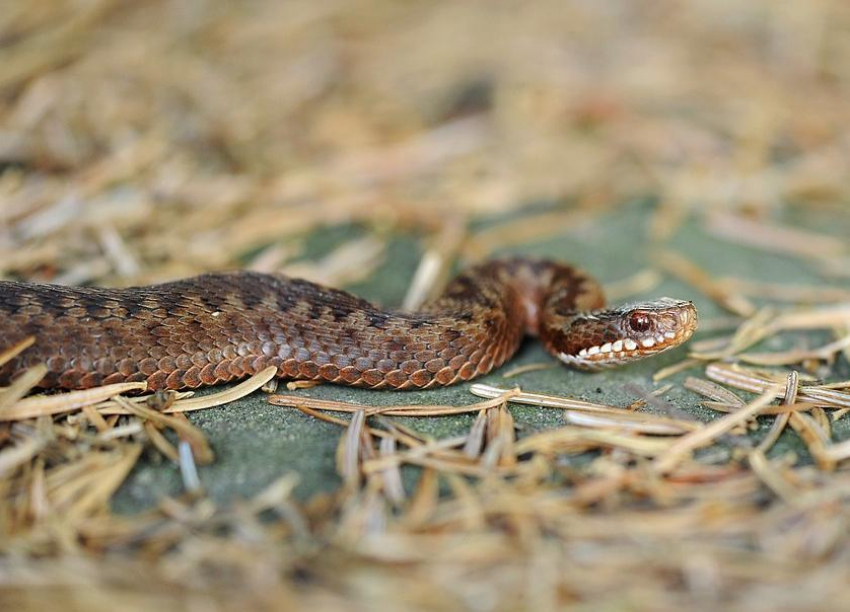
[1,1,850,610]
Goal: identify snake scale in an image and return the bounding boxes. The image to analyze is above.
[0,258,697,392]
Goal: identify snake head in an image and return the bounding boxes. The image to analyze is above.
[552,298,698,370]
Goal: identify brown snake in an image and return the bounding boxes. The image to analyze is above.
[0,258,697,392]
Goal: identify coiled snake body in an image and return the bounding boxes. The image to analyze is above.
[0,258,697,391]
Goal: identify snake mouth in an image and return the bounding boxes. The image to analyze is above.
[555,299,698,370]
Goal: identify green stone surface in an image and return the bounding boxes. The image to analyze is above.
[112,201,850,512]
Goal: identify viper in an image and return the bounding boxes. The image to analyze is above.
[0,258,697,391]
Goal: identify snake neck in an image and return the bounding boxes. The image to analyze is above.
[431,257,606,340]
[461,260,698,370]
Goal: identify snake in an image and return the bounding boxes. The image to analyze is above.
[0,258,697,392]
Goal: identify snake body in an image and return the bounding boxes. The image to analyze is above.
[0,258,697,391]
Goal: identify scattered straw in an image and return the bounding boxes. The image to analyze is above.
[270,388,520,417]
[402,214,468,310]
[1,381,148,421]
[705,212,846,262]
[471,383,700,434]
[654,250,756,316]
[0,336,35,367]
[756,371,797,454]
[281,237,386,288]
[1,2,849,609]
[604,268,664,302]
[737,332,850,366]
[653,385,784,474]
[653,357,701,382]
[500,362,556,378]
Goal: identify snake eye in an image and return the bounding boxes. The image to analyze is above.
[629,312,651,333]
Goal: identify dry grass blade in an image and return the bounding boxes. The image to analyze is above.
[0,364,48,414]
[143,420,179,462]
[468,383,620,411]
[705,212,846,261]
[684,377,746,407]
[94,421,143,442]
[720,277,850,303]
[112,396,213,464]
[80,447,145,520]
[471,384,699,434]
[338,409,367,491]
[823,437,850,462]
[363,436,472,475]
[378,436,405,505]
[797,388,850,409]
[402,214,467,310]
[756,371,796,454]
[288,403,352,428]
[500,362,555,378]
[482,404,517,468]
[690,307,776,360]
[699,401,818,416]
[706,363,850,409]
[286,380,322,390]
[269,388,519,417]
[653,385,784,474]
[737,333,850,366]
[654,250,756,316]
[0,433,48,478]
[771,304,850,331]
[40,445,144,522]
[463,409,488,458]
[561,411,684,434]
[0,336,35,368]
[788,412,835,471]
[704,363,785,394]
[281,237,386,288]
[1,381,148,421]
[401,468,438,528]
[81,404,110,433]
[463,208,606,260]
[604,268,664,302]
[0,0,116,91]
[747,450,801,504]
[247,472,300,513]
[653,358,701,382]
[162,367,278,413]
[514,427,675,457]
[247,241,301,274]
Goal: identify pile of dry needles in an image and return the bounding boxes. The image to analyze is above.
[1,1,849,610]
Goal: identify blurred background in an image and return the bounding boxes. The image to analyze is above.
[1,0,848,285]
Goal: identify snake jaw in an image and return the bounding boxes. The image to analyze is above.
[553,298,698,370]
